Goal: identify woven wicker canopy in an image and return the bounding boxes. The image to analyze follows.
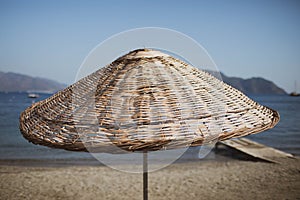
[19,49,279,153]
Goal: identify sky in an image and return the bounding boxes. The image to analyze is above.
[0,0,299,93]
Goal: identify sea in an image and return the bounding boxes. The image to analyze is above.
[0,92,299,164]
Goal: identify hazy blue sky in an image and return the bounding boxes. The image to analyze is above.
[0,0,299,92]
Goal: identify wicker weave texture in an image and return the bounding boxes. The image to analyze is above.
[19,49,279,152]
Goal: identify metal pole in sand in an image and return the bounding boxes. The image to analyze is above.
[143,151,148,200]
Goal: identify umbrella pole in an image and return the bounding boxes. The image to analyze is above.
[143,151,148,200]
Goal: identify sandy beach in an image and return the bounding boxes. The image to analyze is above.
[0,157,299,200]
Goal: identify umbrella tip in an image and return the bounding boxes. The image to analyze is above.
[129,48,152,53]
[124,48,170,59]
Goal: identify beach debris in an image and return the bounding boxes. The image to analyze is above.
[219,138,294,163]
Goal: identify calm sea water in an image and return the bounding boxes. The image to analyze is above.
[0,92,299,161]
[247,95,300,156]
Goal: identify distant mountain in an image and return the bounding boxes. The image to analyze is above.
[0,70,287,95]
[206,70,287,95]
[0,71,67,93]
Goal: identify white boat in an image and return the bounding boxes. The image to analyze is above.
[290,81,300,97]
[28,93,39,98]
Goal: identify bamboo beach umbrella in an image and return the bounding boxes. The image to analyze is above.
[20,48,279,200]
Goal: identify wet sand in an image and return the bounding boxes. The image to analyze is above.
[0,157,299,200]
